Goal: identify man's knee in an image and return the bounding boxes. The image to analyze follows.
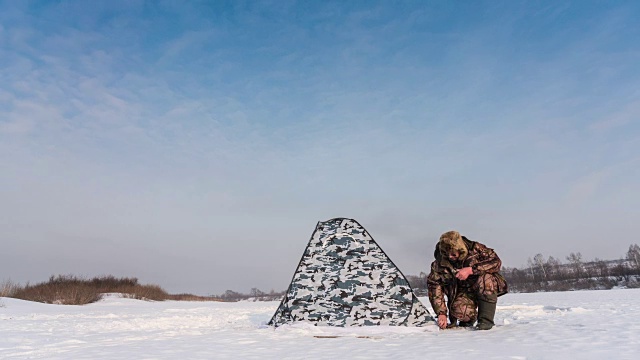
[450,296,477,322]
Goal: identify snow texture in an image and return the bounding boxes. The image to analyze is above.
[1,289,639,359]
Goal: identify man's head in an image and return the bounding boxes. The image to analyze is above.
[438,230,468,261]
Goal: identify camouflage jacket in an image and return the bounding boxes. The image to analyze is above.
[427,237,506,316]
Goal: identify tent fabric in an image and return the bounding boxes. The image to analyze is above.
[269,218,434,327]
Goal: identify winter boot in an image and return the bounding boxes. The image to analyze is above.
[447,315,474,329]
[476,294,497,330]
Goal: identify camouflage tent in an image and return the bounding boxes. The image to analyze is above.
[269,218,434,327]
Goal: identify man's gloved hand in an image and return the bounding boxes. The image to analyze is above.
[455,267,473,281]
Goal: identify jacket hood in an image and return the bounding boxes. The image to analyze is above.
[437,230,469,261]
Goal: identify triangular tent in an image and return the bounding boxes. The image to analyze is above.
[269,218,434,327]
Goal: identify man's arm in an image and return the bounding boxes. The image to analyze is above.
[426,261,448,317]
[427,261,450,329]
[470,242,502,275]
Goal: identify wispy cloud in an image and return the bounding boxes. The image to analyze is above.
[588,100,640,132]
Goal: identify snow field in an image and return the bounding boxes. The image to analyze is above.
[1,289,639,359]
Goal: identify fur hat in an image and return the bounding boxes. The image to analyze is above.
[438,230,468,260]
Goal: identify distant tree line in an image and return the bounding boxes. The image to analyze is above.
[501,244,640,292]
[407,244,640,294]
[406,272,429,296]
[221,245,640,301]
[216,288,286,302]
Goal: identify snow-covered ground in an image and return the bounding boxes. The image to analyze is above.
[1,289,639,359]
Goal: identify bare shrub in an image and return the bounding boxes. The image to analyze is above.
[89,275,139,291]
[84,275,168,300]
[1,279,22,297]
[12,275,102,305]
[118,284,168,301]
[4,274,226,304]
[9,275,169,304]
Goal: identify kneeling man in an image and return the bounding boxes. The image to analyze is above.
[427,231,508,330]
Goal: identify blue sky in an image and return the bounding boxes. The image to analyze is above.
[1,1,639,295]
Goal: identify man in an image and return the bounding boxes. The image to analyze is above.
[427,231,508,330]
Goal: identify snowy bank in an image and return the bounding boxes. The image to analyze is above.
[1,289,639,359]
